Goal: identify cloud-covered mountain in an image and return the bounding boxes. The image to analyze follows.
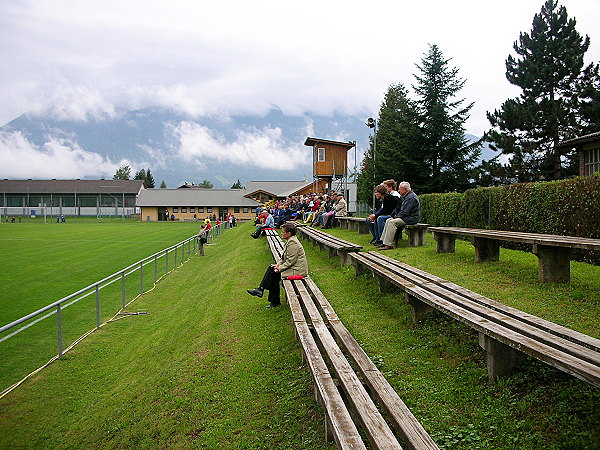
[0,108,495,188]
[0,108,369,188]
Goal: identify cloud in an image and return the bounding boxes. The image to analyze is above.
[0,130,122,179]
[171,121,310,170]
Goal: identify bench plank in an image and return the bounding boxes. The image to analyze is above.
[349,252,600,388]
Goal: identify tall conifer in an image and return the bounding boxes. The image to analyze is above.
[486,0,596,181]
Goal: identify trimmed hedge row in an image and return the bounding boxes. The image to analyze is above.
[420,175,600,264]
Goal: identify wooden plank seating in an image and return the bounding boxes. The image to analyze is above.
[429,226,600,283]
[264,230,438,448]
[348,251,600,388]
[336,216,370,234]
[393,223,431,248]
[297,226,362,265]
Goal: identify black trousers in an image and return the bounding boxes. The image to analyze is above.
[260,265,281,305]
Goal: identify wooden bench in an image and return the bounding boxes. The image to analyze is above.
[296,226,362,265]
[336,216,370,234]
[264,231,438,448]
[348,251,600,388]
[393,223,431,247]
[429,227,600,283]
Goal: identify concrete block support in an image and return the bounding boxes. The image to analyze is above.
[532,244,572,283]
[472,237,500,262]
[405,292,434,323]
[479,333,525,383]
[432,232,456,253]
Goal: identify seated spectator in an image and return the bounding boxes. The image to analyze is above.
[251,210,275,239]
[247,222,308,308]
[322,192,347,228]
[377,181,421,250]
[366,184,398,245]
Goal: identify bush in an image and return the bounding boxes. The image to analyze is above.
[420,175,600,264]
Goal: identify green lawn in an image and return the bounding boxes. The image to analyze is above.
[0,222,599,448]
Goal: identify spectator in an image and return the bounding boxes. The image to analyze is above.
[366,184,398,245]
[251,210,274,238]
[377,181,421,250]
[322,192,347,229]
[247,222,308,308]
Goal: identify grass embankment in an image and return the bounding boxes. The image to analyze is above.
[1,222,599,448]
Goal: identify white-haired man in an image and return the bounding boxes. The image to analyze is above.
[377,181,420,250]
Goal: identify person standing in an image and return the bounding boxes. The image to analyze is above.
[197,224,208,256]
[247,222,308,308]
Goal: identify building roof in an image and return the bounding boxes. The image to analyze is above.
[137,188,260,207]
[304,137,356,149]
[558,131,600,148]
[0,179,145,195]
[244,180,311,198]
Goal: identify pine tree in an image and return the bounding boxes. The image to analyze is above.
[133,169,146,181]
[198,180,213,189]
[486,0,595,181]
[160,180,167,189]
[356,83,422,203]
[413,44,481,193]
[113,164,131,180]
[231,179,243,189]
[145,169,156,188]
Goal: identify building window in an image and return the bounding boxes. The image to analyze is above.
[198,207,204,213]
[207,207,212,213]
[317,147,325,162]
[234,207,240,213]
[173,207,178,213]
[243,207,249,213]
[190,207,195,213]
[182,207,187,213]
[584,147,600,176]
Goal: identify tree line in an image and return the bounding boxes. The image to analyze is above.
[357,0,599,203]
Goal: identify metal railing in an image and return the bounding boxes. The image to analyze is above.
[0,222,232,397]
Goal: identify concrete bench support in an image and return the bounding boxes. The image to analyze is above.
[479,333,525,383]
[406,225,428,247]
[405,292,435,323]
[432,231,456,253]
[472,237,500,262]
[532,244,572,283]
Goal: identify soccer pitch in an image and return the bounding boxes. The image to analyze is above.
[0,220,201,391]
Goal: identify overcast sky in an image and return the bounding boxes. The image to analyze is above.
[0,0,599,181]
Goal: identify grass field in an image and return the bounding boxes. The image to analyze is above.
[0,220,202,391]
[0,221,599,448]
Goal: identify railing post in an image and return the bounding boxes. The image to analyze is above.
[121,272,126,308]
[166,249,169,274]
[181,243,184,264]
[95,285,100,329]
[175,246,178,267]
[57,303,63,358]
[154,255,158,283]
[140,261,144,294]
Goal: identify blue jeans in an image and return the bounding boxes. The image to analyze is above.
[366,215,391,241]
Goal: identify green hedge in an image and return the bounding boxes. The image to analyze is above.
[420,175,600,263]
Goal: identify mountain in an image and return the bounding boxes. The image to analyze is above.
[1,108,368,188]
[1,108,496,188]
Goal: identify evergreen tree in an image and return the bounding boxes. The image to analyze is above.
[133,169,146,181]
[113,164,131,180]
[160,180,167,189]
[486,0,595,181]
[231,179,243,189]
[145,168,156,188]
[198,180,214,189]
[413,44,481,193]
[356,83,422,203]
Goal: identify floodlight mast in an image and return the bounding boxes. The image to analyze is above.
[365,118,377,210]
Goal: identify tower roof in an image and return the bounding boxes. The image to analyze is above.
[304,137,355,149]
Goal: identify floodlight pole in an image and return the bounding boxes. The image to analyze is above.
[366,118,377,210]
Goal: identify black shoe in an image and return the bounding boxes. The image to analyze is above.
[247,288,264,298]
[369,238,377,244]
[250,233,259,239]
[266,303,280,308]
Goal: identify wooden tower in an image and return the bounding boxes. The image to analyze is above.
[304,137,355,193]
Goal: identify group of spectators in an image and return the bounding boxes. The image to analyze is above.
[366,179,420,250]
[250,191,348,239]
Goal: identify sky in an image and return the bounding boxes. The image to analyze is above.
[0,0,599,181]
